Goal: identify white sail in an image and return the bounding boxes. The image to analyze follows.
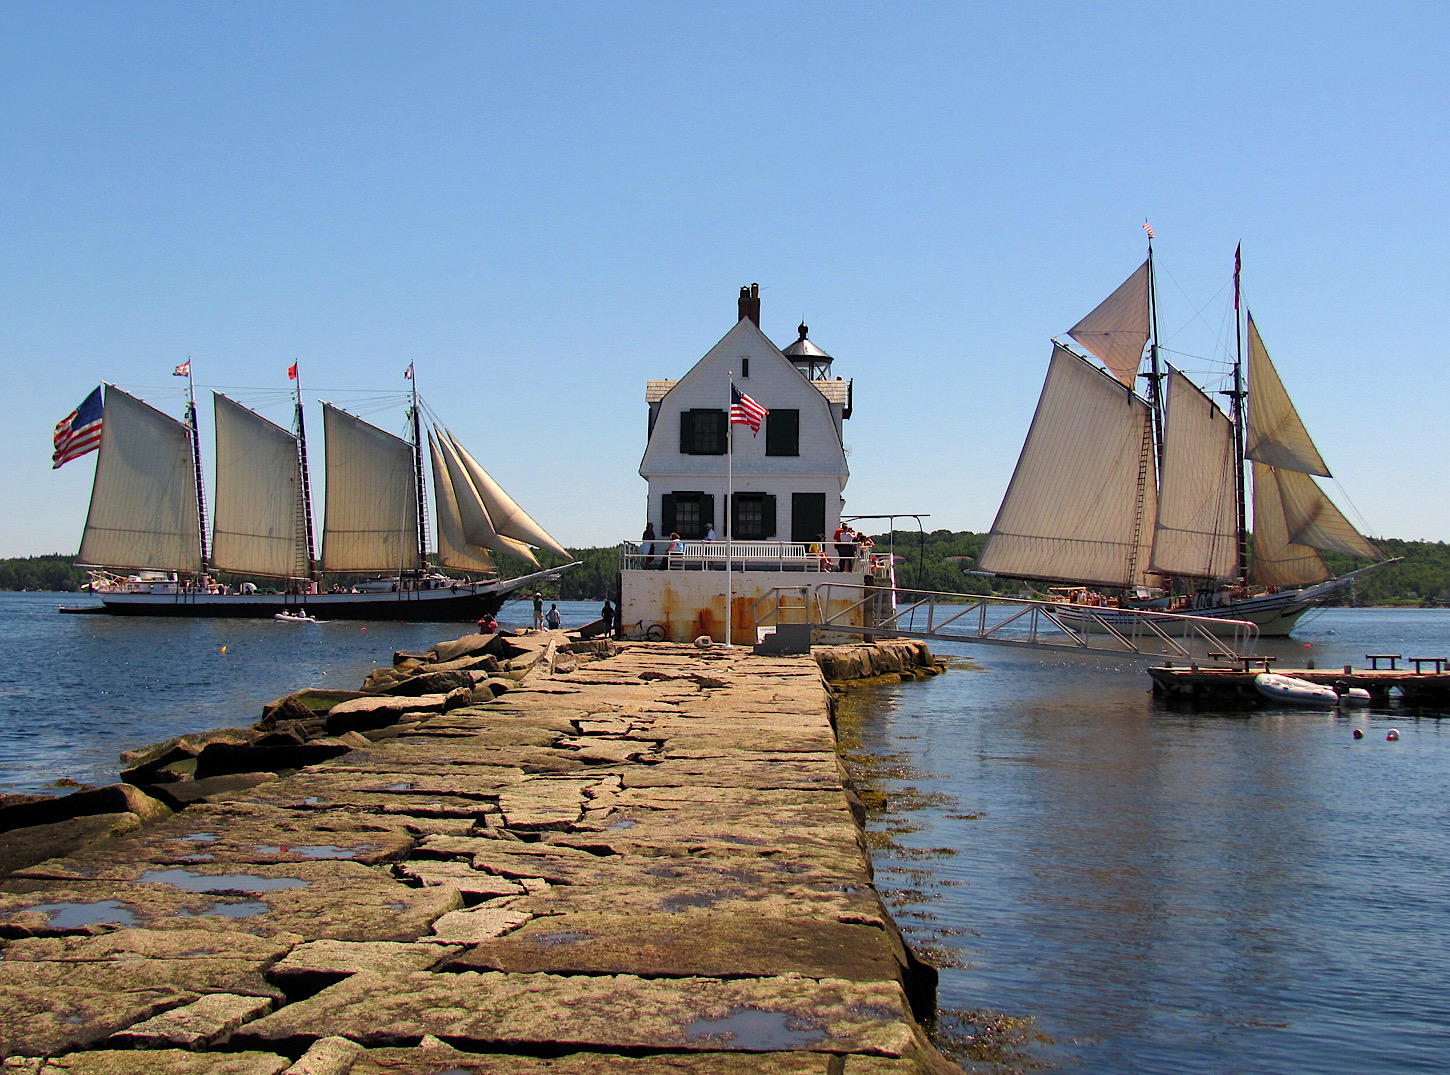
[1149,367,1239,580]
[447,431,570,561]
[1244,315,1330,476]
[211,394,308,578]
[435,432,539,567]
[320,404,420,572]
[1066,259,1152,388]
[427,430,497,573]
[1250,461,1328,586]
[78,385,202,572]
[978,345,1157,588]
[1272,467,1379,560]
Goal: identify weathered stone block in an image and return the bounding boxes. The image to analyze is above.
[108,992,274,1048]
[0,784,171,834]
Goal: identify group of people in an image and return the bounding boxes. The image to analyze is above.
[639,523,685,568]
[806,524,872,572]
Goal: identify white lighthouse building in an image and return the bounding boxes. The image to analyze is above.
[621,284,873,643]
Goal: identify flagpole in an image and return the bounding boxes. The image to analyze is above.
[726,371,733,647]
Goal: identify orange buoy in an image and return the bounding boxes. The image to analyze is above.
[1353,729,1364,739]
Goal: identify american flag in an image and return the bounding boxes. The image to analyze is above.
[173,361,190,377]
[730,384,768,434]
[404,364,414,380]
[53,387,104,469]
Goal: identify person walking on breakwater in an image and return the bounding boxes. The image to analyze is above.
[533,592,544,631]
[642,522,657,568]
[600,599,615,635]
[546,603,562,630]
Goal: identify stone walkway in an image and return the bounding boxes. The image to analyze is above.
[0,636,960,1073]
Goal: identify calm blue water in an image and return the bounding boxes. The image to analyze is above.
[0,592,603,793]
[849,607,1450,1073]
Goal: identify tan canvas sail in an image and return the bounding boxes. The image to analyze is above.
[427,430,496,573]
[1250,461,1328,586]
[447,432,570,561]
[1149,367,1238,580]
[78,385,202,572]
[1066,259,1151,387]
[1244,316,1330,476]
[977,345,1157,588]
[435,432,539,567]
[319,404,420,572]
[1273,467,1379,559]
[211,394,308,578]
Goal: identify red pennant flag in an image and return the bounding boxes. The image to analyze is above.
[287,363,298,380]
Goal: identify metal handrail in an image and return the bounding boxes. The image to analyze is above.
[753,582,1260,661]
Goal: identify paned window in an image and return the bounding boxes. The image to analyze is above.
[680,409,727,455]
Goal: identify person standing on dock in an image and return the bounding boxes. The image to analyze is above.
[533,592,544,631]
[546,603,562,630]
[600,599,615,635]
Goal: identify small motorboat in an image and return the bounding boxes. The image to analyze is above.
[274,610,324,623]
[1254,672,1370,708]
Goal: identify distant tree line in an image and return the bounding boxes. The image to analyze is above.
[6,534,1449,606]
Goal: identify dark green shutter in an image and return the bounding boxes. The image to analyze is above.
[702,494,714,531]
[661,494,676,535]
[766,409,799,456]
[763,495,777,538]
[679,411,695,454]
[791,493,826,543]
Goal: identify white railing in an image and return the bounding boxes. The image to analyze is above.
[752,582,1260,661]
[620,540,854,573]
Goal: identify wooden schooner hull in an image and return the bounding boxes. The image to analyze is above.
[67,571,556,622]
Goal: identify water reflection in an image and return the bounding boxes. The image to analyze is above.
[844,610,1450,1074]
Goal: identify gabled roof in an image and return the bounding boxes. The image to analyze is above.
[646,377,847,406]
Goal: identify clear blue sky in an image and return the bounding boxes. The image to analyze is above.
[4,2,1447,557]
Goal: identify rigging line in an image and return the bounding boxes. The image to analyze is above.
[1327,476,1379,541]
[1159,267,1232,346]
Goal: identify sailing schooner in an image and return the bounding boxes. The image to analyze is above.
[69,369,573,619]
[977,241,1391,636]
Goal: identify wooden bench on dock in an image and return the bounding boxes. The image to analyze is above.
[1210,652,1276,674]
[1366,654,1401,670]
[1409,657,1448,674]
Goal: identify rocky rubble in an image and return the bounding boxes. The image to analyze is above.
[0,630,958,1072]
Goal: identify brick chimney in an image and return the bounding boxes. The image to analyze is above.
[737,283,760,326]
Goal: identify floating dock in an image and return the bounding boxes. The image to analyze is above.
[0,632,960,1072]
[1149,656,1450,706]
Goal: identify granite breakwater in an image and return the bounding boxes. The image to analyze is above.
[0,629,956,1072]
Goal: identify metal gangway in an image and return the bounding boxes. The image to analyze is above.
[754,582,1259,661]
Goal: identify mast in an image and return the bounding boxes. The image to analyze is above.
[292,364,318,581]
[407,364,428,570]
[183,360,210,569]
[1144,225,1165,467]
[1230,244,1248,585]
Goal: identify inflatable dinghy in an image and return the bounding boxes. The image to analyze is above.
[1254,672,1370,708]
[274,611,324,623]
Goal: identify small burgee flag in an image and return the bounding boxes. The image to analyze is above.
[287,363,298,380]
[173,361,190,377]
[730,384,768,434]
[53,387,104,469]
